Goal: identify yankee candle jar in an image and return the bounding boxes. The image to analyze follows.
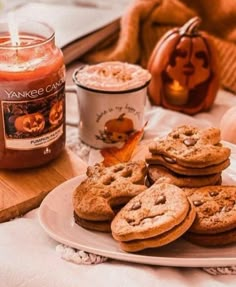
[0,21,66,169]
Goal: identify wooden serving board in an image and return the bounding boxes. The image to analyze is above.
[0,148,87,223]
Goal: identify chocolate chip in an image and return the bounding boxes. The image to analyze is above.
[184,130,194,136]
[163,156,176,163]
[193,200,204,207]
[131,201,141,210]
[209,191,219,197]
[155,195,166,205]
[183,138,197,146]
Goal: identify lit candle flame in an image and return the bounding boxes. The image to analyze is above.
[169,80,185,92]
[165,80,188,105]
[7,12,20,46]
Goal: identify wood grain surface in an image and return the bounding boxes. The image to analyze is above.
[0,148,87,223]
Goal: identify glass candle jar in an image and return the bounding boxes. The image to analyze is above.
[0,21,66,169]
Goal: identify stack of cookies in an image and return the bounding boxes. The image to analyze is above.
[145,125,231,188]
[111,182,196,252]
[72,124,236,252]
[73,160,147,232]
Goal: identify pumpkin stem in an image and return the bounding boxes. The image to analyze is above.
[118,113,125,120]
[180,17,201,35]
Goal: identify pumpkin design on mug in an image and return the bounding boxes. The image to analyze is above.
[96,113,135,143]
[148,17,219,115]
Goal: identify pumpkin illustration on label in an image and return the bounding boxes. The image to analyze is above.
[14,112,45,134]
[148,17,219,115]
[49,100,63,126]
[97,113,135,143]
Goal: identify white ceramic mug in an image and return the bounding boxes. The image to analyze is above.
[69,62,151,149]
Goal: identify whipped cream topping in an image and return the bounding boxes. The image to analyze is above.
[75,61,151,91]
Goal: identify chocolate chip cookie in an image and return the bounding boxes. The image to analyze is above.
[186,185,236,234]
[148,125,231,168]
[184,185,236,246]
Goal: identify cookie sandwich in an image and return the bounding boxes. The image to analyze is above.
[111,182,196,252]
[146,125,230,187]
[184,185,236,246]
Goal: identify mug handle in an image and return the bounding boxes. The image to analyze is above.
[65,85,80,126]
[65,84,77,93]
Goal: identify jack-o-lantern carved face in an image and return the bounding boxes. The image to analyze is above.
[49,100,63,126]
[14,112,45,134]
[166,37,211,89]
[147,17,220,115]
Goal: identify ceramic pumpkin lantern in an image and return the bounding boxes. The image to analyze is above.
[14,112,45,134]
[147,17,219,115]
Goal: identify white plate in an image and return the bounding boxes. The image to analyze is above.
[39,152,236,268]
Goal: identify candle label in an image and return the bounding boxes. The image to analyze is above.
[1,86,65,150]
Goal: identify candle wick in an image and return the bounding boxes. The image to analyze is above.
[7,12,20,62]
[7,11,20,46]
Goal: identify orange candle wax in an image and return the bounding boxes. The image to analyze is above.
[0,21,66,169]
